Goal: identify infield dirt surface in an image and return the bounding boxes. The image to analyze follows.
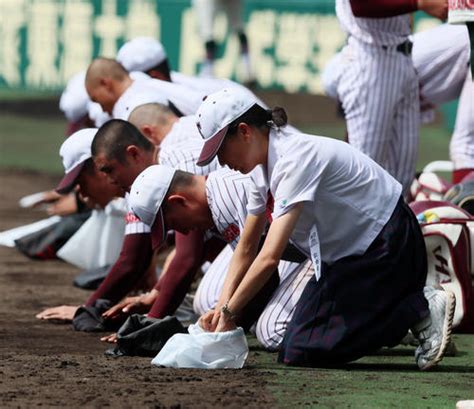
[0,169,277,408]
[1,169,474,409]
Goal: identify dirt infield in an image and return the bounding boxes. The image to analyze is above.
[0,170,275,409]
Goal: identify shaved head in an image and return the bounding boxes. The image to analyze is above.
[85,58,132,114]
[85,58,129,88]
[128,103,175,129]
[92,119,154,163]
[128,103,179,146]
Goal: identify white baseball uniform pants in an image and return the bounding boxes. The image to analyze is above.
[192,0,243,42]
[337,37,420,196]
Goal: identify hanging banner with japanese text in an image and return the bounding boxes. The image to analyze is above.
[0,0,439,94]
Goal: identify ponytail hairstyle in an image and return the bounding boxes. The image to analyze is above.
[225,104,288,137]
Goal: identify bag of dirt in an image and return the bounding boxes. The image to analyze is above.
[151,323,248,369]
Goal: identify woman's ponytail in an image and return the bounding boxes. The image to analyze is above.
[270,107,288,127]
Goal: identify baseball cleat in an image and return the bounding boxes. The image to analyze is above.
[413,287,456,371]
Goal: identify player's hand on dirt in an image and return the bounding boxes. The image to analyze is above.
[36,305,79,321]
[102,291,157,320]
[100,333,118,343]
[46,193,78,216]
[417,0,448,20]
[199,309,218,332]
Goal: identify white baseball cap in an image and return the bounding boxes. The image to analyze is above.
[117,37,167,73]
[129,164,176,249]
[196,88,257,167]
[56,128,97,194]
[59,71,89,122]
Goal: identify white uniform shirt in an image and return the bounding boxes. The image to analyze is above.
[113,77,202,120]
[336,0,411,46]
[206,168,253,249]
[263,127,402,271]
[159,115,220,176]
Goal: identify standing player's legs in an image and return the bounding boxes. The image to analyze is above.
[193,0,219,77]
[388,61,420,194]
[450,72,474,183]
[337,41,416,195]
[223,0,253,82]
[255,260,313,350]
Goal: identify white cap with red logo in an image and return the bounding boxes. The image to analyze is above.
[195,88,257,167]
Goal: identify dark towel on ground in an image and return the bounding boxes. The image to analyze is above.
[105,314,186,357]
[73,299,124,332]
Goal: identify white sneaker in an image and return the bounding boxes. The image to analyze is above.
[399,330,458,357]
[413,287,456,370]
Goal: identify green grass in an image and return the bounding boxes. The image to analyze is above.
[247,334,474,409]
[0,113,65,174]
[0,114,452,176]
[0,89,60,100]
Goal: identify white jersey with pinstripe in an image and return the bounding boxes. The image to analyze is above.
[336,0,411,46]
[336,0,419,196]
[159,115,220,176]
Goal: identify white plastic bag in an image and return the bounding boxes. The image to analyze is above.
[57,199,126,270]
[0,216,61,247]
[151,323,249,369]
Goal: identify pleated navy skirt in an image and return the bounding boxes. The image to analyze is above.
[278,197,429,366]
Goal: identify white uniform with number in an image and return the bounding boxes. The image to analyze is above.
[335,0,419,196]
[193,168,314,350]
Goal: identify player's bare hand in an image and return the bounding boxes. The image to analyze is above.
[215,312,237,333]
[102,292,156,320]
[46,193,78,216]
[199,310,218,332]
[36,305,79,321]
[417,0,448,20]
[100,333,118,343]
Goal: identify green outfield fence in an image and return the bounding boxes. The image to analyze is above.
[0,0,457,128]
